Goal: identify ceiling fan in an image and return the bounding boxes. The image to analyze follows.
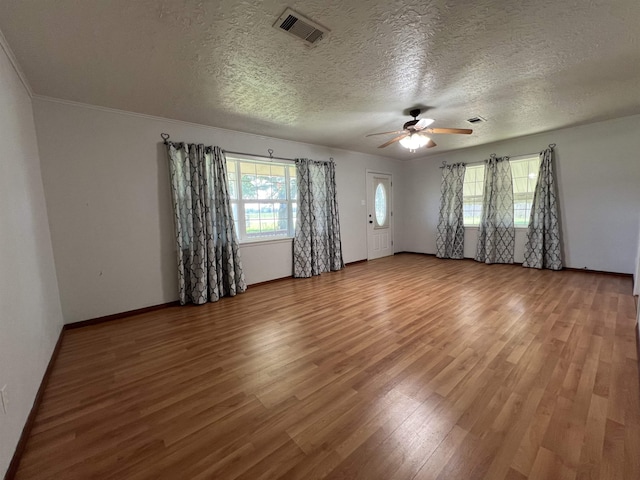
[366,109,473,151]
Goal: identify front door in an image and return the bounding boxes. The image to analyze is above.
[366,171,393,260]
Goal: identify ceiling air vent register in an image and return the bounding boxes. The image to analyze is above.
[466,116,486,124]
[273,8,329,46]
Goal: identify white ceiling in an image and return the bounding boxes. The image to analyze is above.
[1,0,640,159]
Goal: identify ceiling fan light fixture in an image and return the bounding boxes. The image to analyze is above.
[399,133,430,151]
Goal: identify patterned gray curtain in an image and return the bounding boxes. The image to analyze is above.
[436,163,466,259]
[165,142,246,305]
[523,146,563,270]
[293,158,344,277]
[475,155,515,264]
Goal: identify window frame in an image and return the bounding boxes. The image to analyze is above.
[226,156,297,244]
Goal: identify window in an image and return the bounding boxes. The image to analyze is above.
[374,182,388,227]
[226,157,297,242]
[462,156,540,227]
[463,165,485,226]
[510,156,540,227]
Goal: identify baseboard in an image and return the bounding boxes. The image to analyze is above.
[397,252,633,277]
[248,276,293,288]
[64,301,180,329]
[636,320,640,396]
[249,261,367,288]
[563,267,632,278]
[345,259,368,265]
[4,327,65,480]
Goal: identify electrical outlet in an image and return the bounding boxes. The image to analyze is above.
[0,385,8,414]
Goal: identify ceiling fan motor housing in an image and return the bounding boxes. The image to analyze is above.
[404,108,422,130]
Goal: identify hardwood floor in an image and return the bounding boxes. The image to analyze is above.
[13,254,640,479]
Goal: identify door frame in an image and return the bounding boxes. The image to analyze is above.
[366,169,394,260]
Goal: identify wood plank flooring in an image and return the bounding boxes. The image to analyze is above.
[13,254,640,479]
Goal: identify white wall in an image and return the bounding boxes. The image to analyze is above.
[402,115,640,274]
[635,214,640,297]
[0,46,63,475]
[32,98,403,324]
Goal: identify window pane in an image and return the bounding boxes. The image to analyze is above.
[464,167,475,183]
[513,176,528,193]
[228,172,238,199]
[240,162,256,175]
[375,183,387,226]
[231,203,239,236]
[241,175,258,199]
[245,202,260,235]
[271,176,286,199]
[510,161,528,179]
[292,202,297,231]
[255,175,271,199]
[256,163,270,175]
[463,180,474,197]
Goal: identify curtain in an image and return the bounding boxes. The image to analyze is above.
[436,163,466,259]
[293,158,344,277]
[166,142,246,305]
[475,155,515,264]
[523,146,563,270]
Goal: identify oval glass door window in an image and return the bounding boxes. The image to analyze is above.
[375,183,387,227]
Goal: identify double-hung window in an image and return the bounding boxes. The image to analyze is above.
[462,155,540,227]
[226,157,297,242]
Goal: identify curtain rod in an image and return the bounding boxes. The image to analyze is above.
[440,143,555,168]
[160,133,323,163]
[497,143,556,161]
[223,149,295,163]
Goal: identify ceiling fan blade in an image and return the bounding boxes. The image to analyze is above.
[378,134,408,148]
[425,127,473,135]
[366,130,407,137]
[426,139,437,148]
[413,118,435,131]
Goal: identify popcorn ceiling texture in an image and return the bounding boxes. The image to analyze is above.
[1,0,639,158]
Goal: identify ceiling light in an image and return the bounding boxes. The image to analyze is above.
[399,133,430,151]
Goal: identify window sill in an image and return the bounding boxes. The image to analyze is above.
[238,237,293,247]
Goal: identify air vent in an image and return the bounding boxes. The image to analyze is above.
[466,116,486,124]
[274,8,329,46]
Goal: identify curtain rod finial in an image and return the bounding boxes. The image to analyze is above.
[268,149,274,159]
[161,133,170,142]
[549,143,556,148]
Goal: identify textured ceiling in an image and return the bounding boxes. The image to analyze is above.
[1,0,640,159]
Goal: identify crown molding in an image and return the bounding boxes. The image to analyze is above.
[0,27,33,98]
